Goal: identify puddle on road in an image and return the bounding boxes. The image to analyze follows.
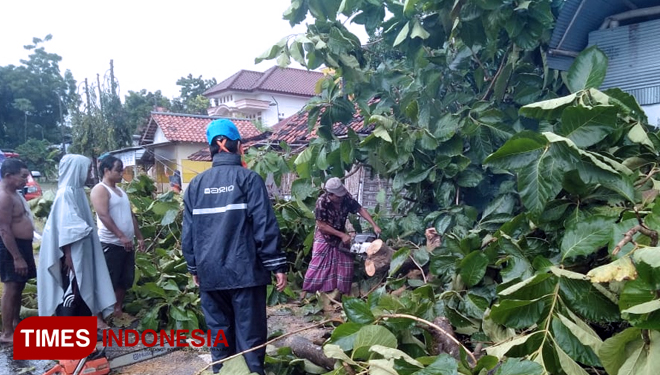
[0,345,55,375]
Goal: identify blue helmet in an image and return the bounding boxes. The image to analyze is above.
[206,119,241,144]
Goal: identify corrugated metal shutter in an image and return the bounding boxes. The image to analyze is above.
[588,19,660,105]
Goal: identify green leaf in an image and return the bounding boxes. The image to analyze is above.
[410,353,457,375]
[558,105,617,148]
[598,328,641,375]
[410,19,430,39]
[559,278,620,322]
[343,297,375,324]
[490,298,545,329]
[617,330,660,375]
[486,332,542,358]
[551,317,601,367]
[622,299,660,315]
[294,147,314,165]
[560,216,614,262]
[403,0,421,17]
[291,179,318,200]
[518,152,563,214]
[328,322,362,351]
[367,359,397,375]
[554,343,590,375]
[324,343,357,365]
[493,63,513,102]
[353,325,398,360]
[393,21,410,46]
[495,358,544,375]
[373,125,393,142]
[555,313,603,353]
[459,251,489,287]
[315,147,329,170]
[603,87,648,123]
[628,123,654,149]
[370,345,422,367]
[457,167,483,188]
[308,0,339,21]
[566,46,608,93]
[168,305,190,321]
[405,168,431,184]
[161,209,178,226]
[632,247,660,290]
[390,247,411,276]
[255,37,288,63]
[289,41,306,65]
[520,93,578,120]
[217,355,254,375]
[484,131,548,169]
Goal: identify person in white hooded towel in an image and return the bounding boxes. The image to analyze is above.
[38,154,115,325]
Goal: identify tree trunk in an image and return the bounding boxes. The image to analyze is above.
[280,336,335,370]
[429,317,460,359]
[364,239,395,277]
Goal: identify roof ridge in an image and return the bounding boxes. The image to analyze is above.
[203,70,251,95]
[254,66,279,89]
[151,111,256,122]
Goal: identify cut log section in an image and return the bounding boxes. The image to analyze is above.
[364,239,395,277]
[281,336,335,370]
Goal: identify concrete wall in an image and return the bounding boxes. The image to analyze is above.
[208,91,312,127]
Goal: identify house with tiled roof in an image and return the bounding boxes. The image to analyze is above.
[187,105,391,209]
[203,67,324,126]
[139,111,262,191]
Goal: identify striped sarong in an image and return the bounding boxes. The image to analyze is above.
[302,233,353,295]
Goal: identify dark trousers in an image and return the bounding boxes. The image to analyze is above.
[201,285,267,374]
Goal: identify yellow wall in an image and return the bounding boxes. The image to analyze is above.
[181,160,211,182]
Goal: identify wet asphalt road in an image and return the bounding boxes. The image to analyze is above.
[0,345,54,375]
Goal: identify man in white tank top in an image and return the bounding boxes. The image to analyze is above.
[90,156,144,318]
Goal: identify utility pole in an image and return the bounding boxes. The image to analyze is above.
[84,78,92,115]
[110,59,117,97]
[97,73,104,117]
[84,78,99,183]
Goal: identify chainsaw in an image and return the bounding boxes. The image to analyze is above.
[338,233,378,255]
[42,344,178,375]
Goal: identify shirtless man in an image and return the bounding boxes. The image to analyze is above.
[0,158,36,344]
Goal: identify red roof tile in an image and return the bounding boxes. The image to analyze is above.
[268,106,373,145]
[186,103,376,162]
[203,67,324,97]
[140,112,261,145]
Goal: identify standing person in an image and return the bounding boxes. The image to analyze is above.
[0,158,36,343]
[38,154,115,331]
[167,169,182,193]
[90,155,144,318]
[302,177,381,298]
[182,119,287,374]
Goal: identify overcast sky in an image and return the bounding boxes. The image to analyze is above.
[0,0,365,99]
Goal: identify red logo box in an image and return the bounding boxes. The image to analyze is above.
[14,316,97,360]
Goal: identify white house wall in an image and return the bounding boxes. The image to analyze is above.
[153,127,168,144]
[209,91,312,127]
[253,93,311,127]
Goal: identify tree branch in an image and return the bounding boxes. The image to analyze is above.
[376,313,477,367]
[612,225,659,255]
[481,47,511,101]
[408,254,428,284]
[193,319,338,375]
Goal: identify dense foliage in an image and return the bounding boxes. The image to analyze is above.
[0,35,77,149]
[243,0,660,374]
